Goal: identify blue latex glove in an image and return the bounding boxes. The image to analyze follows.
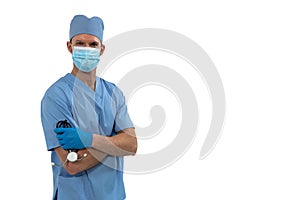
[54,127,93,150]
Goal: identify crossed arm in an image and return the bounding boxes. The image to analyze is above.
[54,128,137,175]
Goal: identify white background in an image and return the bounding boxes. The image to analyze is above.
[0,0,299,199]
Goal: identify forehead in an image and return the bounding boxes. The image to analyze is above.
[72,34,101,43]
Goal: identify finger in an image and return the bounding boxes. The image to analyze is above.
[56,133,64,140]
[63,144,72,150]
[54,128,66,134]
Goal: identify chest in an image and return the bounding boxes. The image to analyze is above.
[71,89,116,136]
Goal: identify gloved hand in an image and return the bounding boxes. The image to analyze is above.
[54,127,93,150]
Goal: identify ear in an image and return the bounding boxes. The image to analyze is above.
[100,44,105,56]
[67,41,72,54]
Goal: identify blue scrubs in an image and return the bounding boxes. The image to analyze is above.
[41,73,134,200]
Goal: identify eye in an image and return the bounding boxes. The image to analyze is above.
[90,42,99,48]
[75,42,84,46]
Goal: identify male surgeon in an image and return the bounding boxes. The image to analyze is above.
[41,14,137,200]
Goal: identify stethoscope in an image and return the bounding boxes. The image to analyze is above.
[51,120,87,167]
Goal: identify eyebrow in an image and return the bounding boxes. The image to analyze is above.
[72,40,101,45]
[90,41,100,45]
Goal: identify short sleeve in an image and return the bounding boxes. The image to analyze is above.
[41,87,75,151]
[112,86,134,132]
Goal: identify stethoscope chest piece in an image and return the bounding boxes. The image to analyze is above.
[67,151,78,162]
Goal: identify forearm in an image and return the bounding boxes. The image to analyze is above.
[54,147,107,175]
[91,128,137,157]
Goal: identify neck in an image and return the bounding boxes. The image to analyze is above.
[71,66,97,91]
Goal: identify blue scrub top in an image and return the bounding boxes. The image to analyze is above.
[41,73,134,200]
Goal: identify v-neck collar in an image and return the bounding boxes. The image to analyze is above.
[65,73,98,94]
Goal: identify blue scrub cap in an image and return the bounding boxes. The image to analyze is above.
[69,15,104,41]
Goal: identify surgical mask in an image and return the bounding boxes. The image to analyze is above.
[72,46,100,72]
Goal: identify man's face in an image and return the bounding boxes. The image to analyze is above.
[67,34,105,55]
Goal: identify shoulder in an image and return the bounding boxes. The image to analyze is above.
[42,74,72,102]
